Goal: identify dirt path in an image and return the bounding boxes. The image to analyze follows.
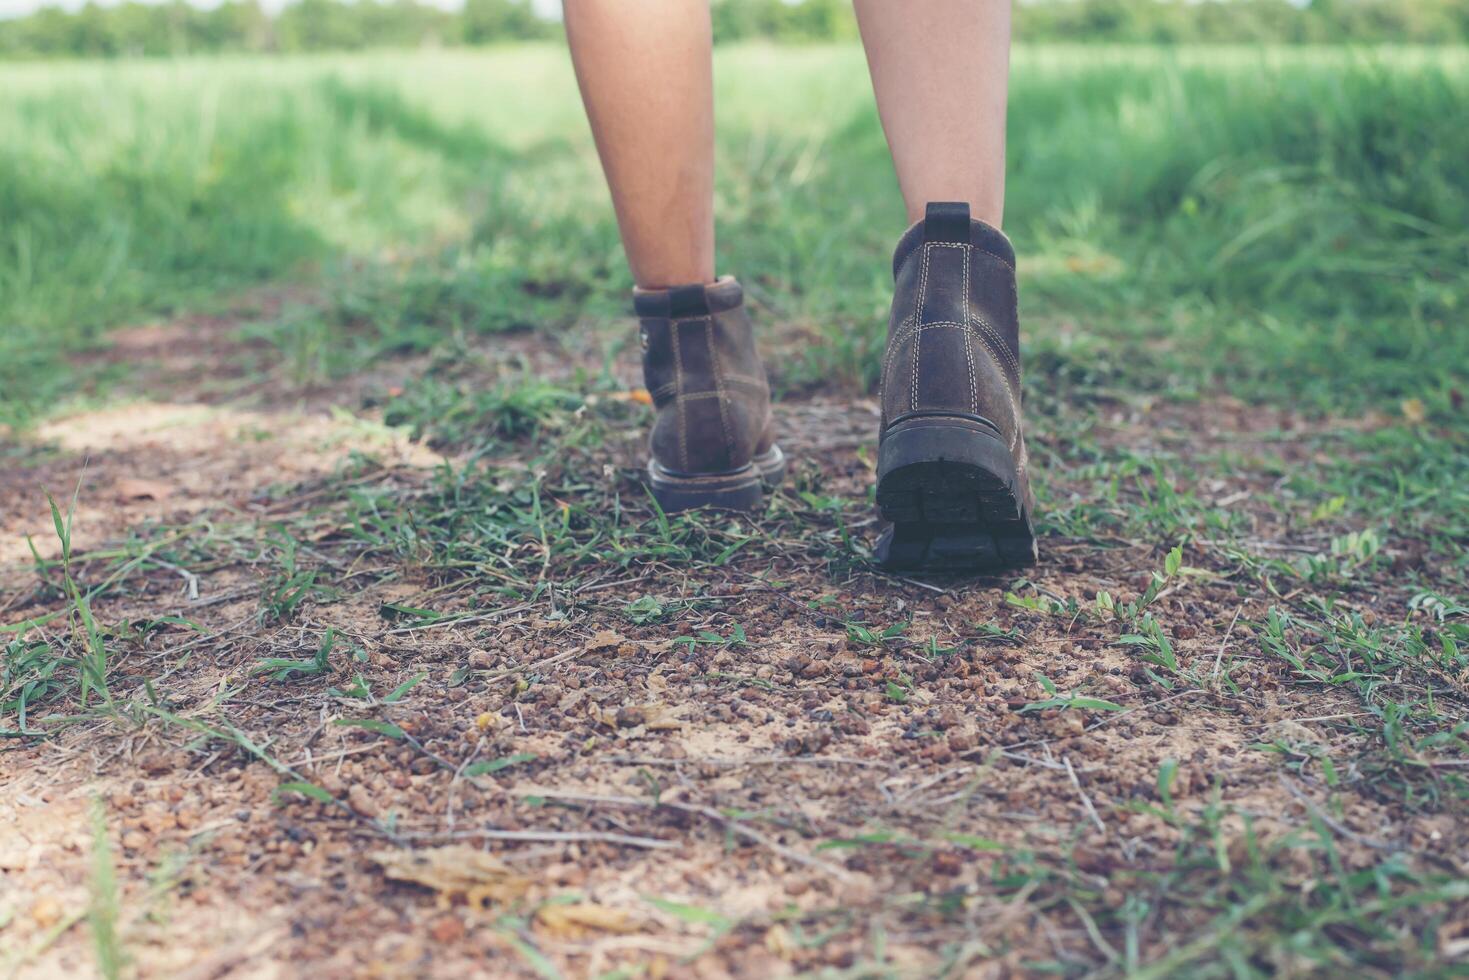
[2,298,1465,978]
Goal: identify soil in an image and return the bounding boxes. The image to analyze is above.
[1,296,1464,979]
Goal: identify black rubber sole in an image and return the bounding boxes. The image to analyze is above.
[648,444,786,513]
[874,418,1036,572]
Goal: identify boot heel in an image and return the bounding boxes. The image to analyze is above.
[635,276,779,515]
[753,445,787,489]
[647,460,764,513]
[874,417,1036,571]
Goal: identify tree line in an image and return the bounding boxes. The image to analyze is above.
[2,0,1466,59]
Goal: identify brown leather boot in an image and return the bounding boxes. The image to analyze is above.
[874,203,1037,571]
[634,276,785,512]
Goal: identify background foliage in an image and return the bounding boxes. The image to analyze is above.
[3,0,1469,59]
[2,44,1465,430]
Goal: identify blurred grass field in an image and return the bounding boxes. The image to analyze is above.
[2,44,1466,426]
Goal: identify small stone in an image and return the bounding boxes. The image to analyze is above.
[31,896,63,928]
[141,810,175,833]
[921,742,953,763]
[430,915,465,944]
[347,784,379,818]
[931,851,963,876]
[783,729,831,756]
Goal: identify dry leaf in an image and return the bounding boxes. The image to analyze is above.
[371,847,530,910]
[642,703,683,731]
[589,704,620,728]
[583,631,672,660]
[590,702,683,733]
[536,902,637,937]
[584,630,626,652]
[114,477,176,502]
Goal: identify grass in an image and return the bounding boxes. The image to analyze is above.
[87,797,124,980]
[2,45,1467,425]
[2,41,1467,978]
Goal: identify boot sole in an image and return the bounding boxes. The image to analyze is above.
[647,444,785,513]
[874,418,1036,572]
[754,445,786,489]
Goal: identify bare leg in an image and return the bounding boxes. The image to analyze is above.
[853,0,1012,227]
[564,0,715,288]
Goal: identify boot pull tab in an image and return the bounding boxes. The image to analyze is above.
[923,202,971,244]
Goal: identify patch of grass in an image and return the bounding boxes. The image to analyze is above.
[1257,604,1469,811]
[252,628,339,681]
[0,489,128,728]
[382,373,586,448]
[1,638,61,737]
[88,798,125,980]
[674,624,749,653]
[1019,673,1125,714]
[330,400,865,608]
[257,527,336,624]
[5,47,1468,437]
[843,619,908,648]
